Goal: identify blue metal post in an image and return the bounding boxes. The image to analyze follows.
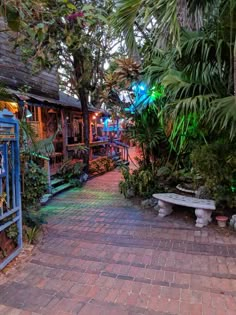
[0,109,22,270]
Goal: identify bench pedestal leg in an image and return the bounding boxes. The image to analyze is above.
[195,208,212,228]
[158,200,173,217]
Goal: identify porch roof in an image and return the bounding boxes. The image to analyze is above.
[7,89,106,114]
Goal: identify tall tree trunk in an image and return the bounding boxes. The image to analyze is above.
[234,37,236,95]
[78,88,90,173]
[73,53,90,173]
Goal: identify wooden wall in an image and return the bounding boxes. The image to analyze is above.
[0,18,59,99]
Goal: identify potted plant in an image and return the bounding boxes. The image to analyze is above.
[216,216,228,228]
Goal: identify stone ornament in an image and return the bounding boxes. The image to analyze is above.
[153,193,216,228]
[229,215,236,230]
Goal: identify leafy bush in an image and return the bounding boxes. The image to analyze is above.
[22,161,48,210]
[21,160,48,229]
[23,226,40,244]
[57,159,85,186]
[124,107,170,168]
[119,166,136,198]
[119,166,163,198]
[23,209,47,228]
[5,224,18,243]
[191,141,236,206]
[89,157,114,175]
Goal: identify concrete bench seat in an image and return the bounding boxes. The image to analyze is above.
[153,193,216,228]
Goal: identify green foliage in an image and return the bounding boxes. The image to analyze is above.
[191,141,236,206]
[2,0,115,93]
[5,224,18,243]
[0,83,15,102]
[73,145,89,157]
[1,0,118,170]
[112,0,142,57]
[34,135,56,156]
[119,166,163,198]
[23,209,47,228]
[210,96,236,140]
[119,166,136,198]
[0,1,21,32]
[89,157,114,175]
[191,142,236,188]
[21,161,48,229]
[22,161,48,210]
[134,168,159,198]
[24,226,40,244]
[114,0,236,141]
[125,106,170,167]
[57,159,85,186]
[19,120,38,152]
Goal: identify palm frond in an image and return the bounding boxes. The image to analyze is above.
[167,94,216,119]
[154,0,181,50]
[210,96,236,139]
[144,51,174,84]
[20,120,37,151]
[34,135,55,156]
[113,0,142,59]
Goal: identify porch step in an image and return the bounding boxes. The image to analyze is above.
[51,178,64,187]
[115,159,130,167]
[41,178,73,205]
[112,156,120,161]
[115,159,122,165]
[51,182,73,195]
[40,194,52,205]
[123,161,130,166]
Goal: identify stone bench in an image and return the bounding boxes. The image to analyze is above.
[153,193,216,228]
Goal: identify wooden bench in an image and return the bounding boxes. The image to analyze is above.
[153,193,216,228]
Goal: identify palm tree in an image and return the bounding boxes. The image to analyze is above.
[113,0,236,139]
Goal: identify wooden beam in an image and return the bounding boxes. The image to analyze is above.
[61,109,68,159]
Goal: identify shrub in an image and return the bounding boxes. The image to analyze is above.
[119,166,162,198]
[89,157,114,175]
[22,161,48,210]
[23,226,40,244]
[191,141,236,206]
[5,223,18,243]
[21,160,48,228]
[57,159,85,186]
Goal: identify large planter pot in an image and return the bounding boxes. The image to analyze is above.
[216,216,228,228]
[176,184,196,195]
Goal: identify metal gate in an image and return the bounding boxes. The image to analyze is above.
[0,109,22,270]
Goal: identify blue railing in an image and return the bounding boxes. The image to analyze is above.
[0,110,22,270]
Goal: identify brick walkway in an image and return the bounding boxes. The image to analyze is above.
[1,170,236,314]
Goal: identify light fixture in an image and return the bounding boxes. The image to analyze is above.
[26,109,32,118]
[48,108,57,114]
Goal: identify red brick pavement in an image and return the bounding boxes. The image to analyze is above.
[0,169,236,314]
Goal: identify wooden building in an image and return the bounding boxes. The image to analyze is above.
[0,17,107,174]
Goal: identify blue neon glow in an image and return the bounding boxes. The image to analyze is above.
[127,82,165,113]
[139,84,146,91]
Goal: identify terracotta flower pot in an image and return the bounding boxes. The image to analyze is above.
[216,216,228,228]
